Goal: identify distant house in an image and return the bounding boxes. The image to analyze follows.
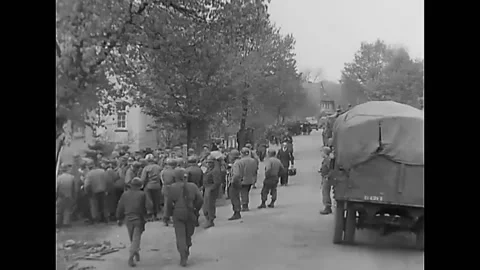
[61,102,160,162]
[318,82,335,115]
[302,81,340,117]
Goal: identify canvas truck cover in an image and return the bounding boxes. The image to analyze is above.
[332,101,424,170]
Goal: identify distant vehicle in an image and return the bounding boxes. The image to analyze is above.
[305,117,318,130]
[331,101,424,250]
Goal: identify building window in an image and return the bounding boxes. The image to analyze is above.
[116,103,127,130]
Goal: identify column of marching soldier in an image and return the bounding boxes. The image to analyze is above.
[56,141,295,267]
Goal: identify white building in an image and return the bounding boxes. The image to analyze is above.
[60,104,160,162]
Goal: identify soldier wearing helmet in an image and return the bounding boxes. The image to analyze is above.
[160,158,178,225]
[56,163,76,228]
[172,146,182,159]
[319,146,333,215]
[187,148,196,159]
[228,148,257,220]
[125,161,142,190]
[113,156,129,213]
[163,168,203,266]
[245,143,259,189]
[202,155,222,228]
[115,177,152,267]
[140,154,163,220]
[103,158,118,220]
[84,161,110,224]
[185,156,203,188]
[175,157,185,169]
[257,149,284,209]
[199,144,211,164]
[228,149,240,164]
[185,156,203,227]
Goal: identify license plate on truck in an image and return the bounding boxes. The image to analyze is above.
[364,195,384,201]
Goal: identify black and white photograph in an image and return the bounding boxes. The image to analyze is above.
[56,0,424,269]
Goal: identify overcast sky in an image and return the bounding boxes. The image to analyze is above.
[267,0,424,81]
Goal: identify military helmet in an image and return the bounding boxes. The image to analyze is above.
[139,158,147,166]
[187,156,198,163]
[60,162,72,170]
[173,168,187,181]
[230,149,240,158]
[245,143,253,149]
[206,155,216,163]
[240,147,250,156]
[327,138,333,146]
[132,161,141,167]
[130,177,143,187]
[166,158,177,166]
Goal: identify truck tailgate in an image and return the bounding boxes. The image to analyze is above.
[336,156,424,207]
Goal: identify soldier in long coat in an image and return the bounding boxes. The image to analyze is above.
[164,168,204,267]
[56,163,76,228]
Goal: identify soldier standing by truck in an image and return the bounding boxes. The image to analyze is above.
[319,146,334,215]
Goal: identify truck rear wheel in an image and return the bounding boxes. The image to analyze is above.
[416,223,424,250]
[333,200,345,244]
[344,203,357,244]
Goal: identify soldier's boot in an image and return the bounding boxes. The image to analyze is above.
[241,204,249,212]
[268,201,275,208]
[163,216,171,226]
[134,252,140,262]
[180,252,188,267]
[320,206,332,215]
[204,219,215,229]
[128,253,136,267]
[257,201,267,209]
[228,211,241,221]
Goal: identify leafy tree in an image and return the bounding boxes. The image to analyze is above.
[56,0,205,140]
[218,0,272,132]
[127,0,272,149]
[56,0,144,140]
[341,39,424,107]
[254,32,306,123]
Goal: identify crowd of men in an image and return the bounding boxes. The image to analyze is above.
[56,134,296,267]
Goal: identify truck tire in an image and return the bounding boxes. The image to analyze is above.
[333,200,345,244]
[344,203,357,244]
[416,223,424,250]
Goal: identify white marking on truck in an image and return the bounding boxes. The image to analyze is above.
[364,195,384,201]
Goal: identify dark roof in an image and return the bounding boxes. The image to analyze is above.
[302,81,334,102]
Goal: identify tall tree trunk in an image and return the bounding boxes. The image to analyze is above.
[186,119,192,151]
[240,92,248,130]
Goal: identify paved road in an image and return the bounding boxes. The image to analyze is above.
[84,131,424,270]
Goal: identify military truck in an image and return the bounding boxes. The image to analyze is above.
[331,101,424,250]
